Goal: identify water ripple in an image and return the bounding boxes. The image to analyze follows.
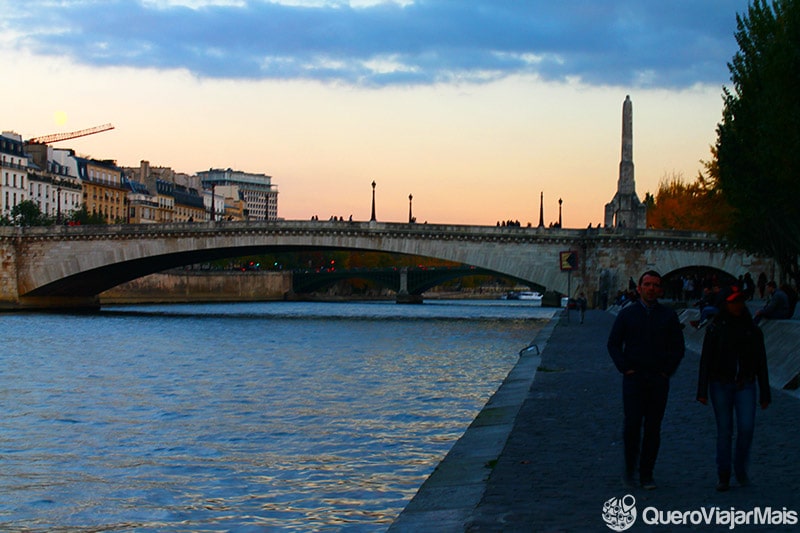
[0,301,552,530]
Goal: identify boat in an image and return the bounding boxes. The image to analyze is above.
[517,291,543,303]
[503,290,543,306]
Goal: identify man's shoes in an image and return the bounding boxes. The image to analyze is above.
[640,477,657,490]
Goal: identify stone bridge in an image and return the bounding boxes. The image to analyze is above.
[0,220,776,310]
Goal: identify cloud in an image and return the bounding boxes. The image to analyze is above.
[7,0,748,88]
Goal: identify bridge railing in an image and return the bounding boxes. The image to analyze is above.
[0,219,724,244]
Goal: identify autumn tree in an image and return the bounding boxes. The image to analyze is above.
[713,0,800,285]
[646,171,731,232]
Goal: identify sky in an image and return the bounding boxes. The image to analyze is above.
[0,0,752,228]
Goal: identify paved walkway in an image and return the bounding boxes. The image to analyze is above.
[392,310,800,532]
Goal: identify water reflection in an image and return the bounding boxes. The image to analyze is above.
[0,301,553,530]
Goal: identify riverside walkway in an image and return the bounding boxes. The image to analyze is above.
[391,309,800,532]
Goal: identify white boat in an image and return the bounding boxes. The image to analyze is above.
[503,291,543,305]
[517,291,543,303]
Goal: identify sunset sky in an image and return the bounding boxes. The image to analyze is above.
[1,0,751,227]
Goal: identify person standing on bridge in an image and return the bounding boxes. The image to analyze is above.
[607,270,685,490]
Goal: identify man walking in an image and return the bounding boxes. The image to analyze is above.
[607,270,685,489]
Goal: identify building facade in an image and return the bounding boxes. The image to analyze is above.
[122,177,159,224]
[76,157,126,223]
[172,183,206,222]
[25,143,82,222]
[1,132,28,219]
[198,168,278,221]
[3,133,281,226]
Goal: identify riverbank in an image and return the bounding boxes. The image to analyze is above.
[99,270,292,304]
[391,308,800,531]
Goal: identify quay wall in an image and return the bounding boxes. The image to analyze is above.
[99,270,292,304]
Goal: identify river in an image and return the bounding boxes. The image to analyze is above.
[0,300,555,531]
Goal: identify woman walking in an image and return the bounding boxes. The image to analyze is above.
[696,286,771,491]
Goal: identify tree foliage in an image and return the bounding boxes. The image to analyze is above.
[713,0,800,284]
[646,171,732,233]
[69,206,108,225]
[8,200,53,227]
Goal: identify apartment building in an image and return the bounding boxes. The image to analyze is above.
[25,143,83,221]
[1,132,28,218]
[198,168,278,221]
[76,157,126,223]
[122,177,159,224]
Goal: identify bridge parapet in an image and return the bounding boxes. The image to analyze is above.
[0,220,725,247]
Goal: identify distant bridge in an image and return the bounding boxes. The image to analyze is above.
[291,266,537,302]
[0,220,775,310]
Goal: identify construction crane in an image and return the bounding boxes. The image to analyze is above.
[27,123,114,144]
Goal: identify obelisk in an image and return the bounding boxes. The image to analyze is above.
[604,95,646,229]
[538,191,544,227]
[618,95,635,195]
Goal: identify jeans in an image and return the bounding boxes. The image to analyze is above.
[700,305,719,322]
[622,373,669,480]
[710,380,756,480]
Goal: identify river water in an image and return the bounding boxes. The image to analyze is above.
[0,300,555,532]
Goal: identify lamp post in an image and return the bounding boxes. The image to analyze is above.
[408,194,413,223]
[210,183,216,222]
[56,182,62,225]
[370,181,377,222]
[558,198,563,228]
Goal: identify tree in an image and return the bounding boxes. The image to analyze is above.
[69,206,108,225]
[713,0,800,285]
[10,200,52,226]
[646,171,732,232]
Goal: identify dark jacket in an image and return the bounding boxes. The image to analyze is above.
[761,289,791,319]
[607,300,685,377]
[697,313,771,405]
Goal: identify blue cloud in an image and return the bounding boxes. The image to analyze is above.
[7,0,749,88]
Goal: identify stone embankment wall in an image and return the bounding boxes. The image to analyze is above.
[100,271,292,304]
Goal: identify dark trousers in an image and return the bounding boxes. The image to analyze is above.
[622,373,669,480]
[710,380,757,480]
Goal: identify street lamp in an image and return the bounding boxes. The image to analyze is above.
[56,182,62,224]
[408,193,413,223]
[210,183,216,222]
[370,180,377,222]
